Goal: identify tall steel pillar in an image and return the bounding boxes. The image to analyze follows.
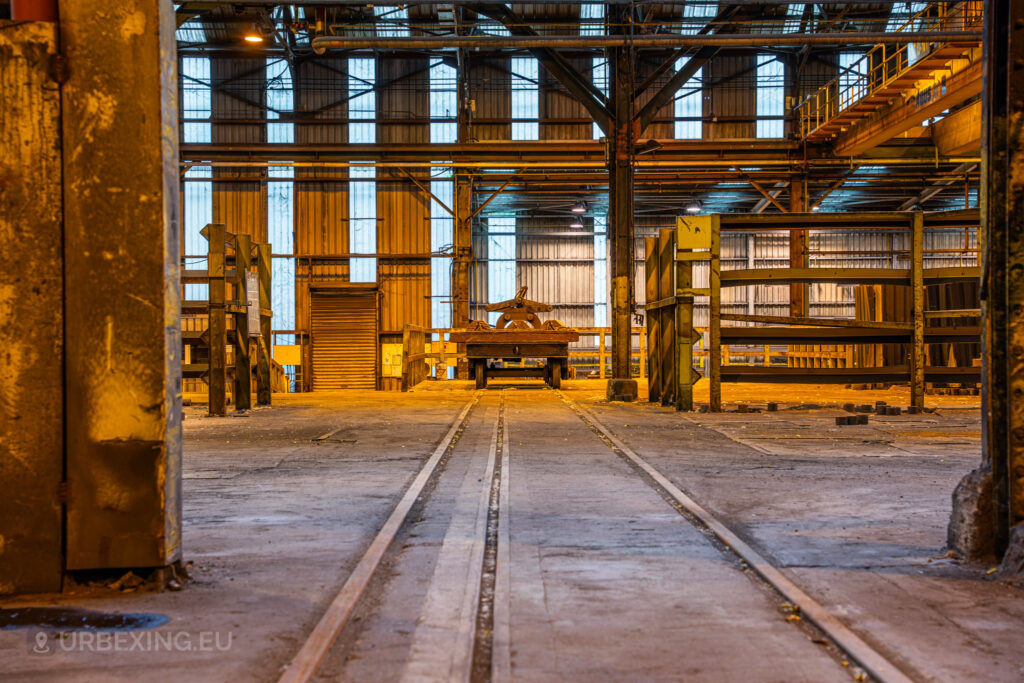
[789,175,808,318]
[606,11,638,402]
[60,0,182,573]
[0,20,64,594]
[949,0,1019,563]
[453,172,473,379]
[452,44,473,380]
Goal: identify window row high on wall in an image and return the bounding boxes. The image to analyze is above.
[179,53,792,144]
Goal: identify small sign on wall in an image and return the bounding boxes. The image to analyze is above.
[382,343,403,378]
[246,271,260,337]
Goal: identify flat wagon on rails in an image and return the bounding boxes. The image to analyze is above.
[449,287,579,389]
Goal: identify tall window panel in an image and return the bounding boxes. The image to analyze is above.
[374,4,409,37]
[582,2,606,138]
[674,61,702,140]
[839,51,868,109]
[182,57,212,300]
[593,215,607,328]
[266,58,294,144]
[183,166,212,301]
[510,58,539,141]
[591,57,608,139]
[580,2,604,36]
[430,58,457,340]
[182,57,211,143]
[349,57,377,282]
[756,56,785,138]
[268,165,295,346]
[266,59,296,358]
[487,216,517,325]
[682,2,717,33]
[429,57,457,146]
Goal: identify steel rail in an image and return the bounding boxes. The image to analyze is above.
[555,390,916,683]
[312,31,980,52]
[277,391,482,683]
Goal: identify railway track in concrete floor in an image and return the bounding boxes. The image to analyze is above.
[278,387,913,683]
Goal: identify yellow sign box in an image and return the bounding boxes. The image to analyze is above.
[273,344,303,366]
[381,343,403,378]
[676,215,712,251]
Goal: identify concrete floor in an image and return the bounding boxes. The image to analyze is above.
[1,381,1021,682]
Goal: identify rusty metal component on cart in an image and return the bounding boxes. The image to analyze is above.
[484,286,558,330]
[450,288,579,389]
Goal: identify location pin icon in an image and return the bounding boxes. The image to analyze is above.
[34,631,48,653]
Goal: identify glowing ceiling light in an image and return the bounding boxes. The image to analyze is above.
[244,24,264,43]
[685,201,701,214]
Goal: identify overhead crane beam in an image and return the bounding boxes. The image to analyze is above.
[833,59,984,157]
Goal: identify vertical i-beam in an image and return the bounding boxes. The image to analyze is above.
[910,212,925,411]
[234,234,252,411]
[606,4,638,401]
[453,172,473,379]
[1001,0,1024,548]
[208,223,228,416]
[789,175,808,317]
[257,243,273,404]
[60,0,182,571]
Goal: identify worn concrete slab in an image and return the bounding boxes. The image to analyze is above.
[568,383,1023,682]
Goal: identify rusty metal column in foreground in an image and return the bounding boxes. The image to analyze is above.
[60,0,182,572]
[0,20,64,594]
[949,0,1015,562]
[606,18,638,402]
[1000,0,1024,551]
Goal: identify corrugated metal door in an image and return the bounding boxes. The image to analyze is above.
[311,291,377,390]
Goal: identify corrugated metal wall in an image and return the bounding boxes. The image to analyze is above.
[183,51,977,389]
[706,55,756,139]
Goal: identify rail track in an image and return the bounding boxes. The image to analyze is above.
[278,387,915,683]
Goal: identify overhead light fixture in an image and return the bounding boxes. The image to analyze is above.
[686,201,701,215]
[811,204,821,212]
[571,200,587,214]
[244,24,264,43]
[570,218,585,229]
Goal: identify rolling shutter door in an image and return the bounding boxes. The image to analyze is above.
[311,292,377,390]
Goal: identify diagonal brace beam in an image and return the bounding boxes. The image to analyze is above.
[470,3,612,135]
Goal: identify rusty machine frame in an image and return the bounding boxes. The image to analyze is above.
[181,223,274,415]
[647,210,981,412]
[449,287,580,389]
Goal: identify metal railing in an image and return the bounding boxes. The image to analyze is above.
[797,1,982,139]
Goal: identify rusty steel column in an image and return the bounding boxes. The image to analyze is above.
[234,234,252,411]
[1002,0,1024,549]
[949,0,1013,562]
[60,0,182,572]
[606,10,638,402]
[453,172,473,379]
[910,212,925,411]
[0,21,64,594]
[257,243,273,404]
[789,175,808,318]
